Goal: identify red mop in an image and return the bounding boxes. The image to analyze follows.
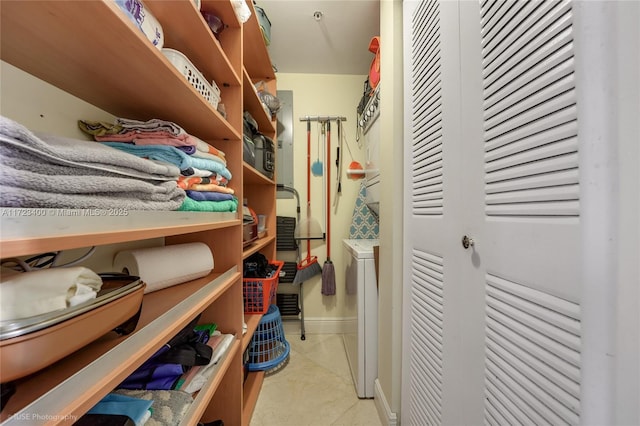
[293,119,323,285]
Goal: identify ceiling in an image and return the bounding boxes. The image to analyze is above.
[256,0,380,75]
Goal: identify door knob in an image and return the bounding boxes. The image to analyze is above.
[462,235,475,249]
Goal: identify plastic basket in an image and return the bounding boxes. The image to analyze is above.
[246,305,290,372]
[161,48,221,108]
[243,260,284,314]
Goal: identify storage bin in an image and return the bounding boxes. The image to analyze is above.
[253,134,275,179]
[161,48,221,108]
[243,260,283,314]
[254,4,271,45]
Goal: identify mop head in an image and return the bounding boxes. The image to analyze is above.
[293,258,322,285]
[321,260,336,295]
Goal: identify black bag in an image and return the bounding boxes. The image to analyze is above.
[243,252,273,278]
[118,315,212,390]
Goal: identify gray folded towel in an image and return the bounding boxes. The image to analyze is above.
[0,116,185,210]
[0,115,180,180]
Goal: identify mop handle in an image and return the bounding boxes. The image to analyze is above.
[306,119,312,259]
[326,120,331,259]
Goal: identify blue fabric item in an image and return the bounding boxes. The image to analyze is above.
[186,190,234,202]
[349,180,379,239]
[88,393,153,426]
[101,142,231,180]
[175,145,196,155]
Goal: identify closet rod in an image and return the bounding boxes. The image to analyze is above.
[299,116,347,122]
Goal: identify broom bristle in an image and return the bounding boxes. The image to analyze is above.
[321,260,336,295]
[293,261,322,285]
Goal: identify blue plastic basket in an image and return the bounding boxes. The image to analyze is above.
[246,305,290,372]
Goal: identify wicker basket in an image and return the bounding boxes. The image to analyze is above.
[161,48,221,108]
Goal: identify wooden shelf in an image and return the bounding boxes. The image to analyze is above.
[243,162,276,185]
[242,371,265,426]
[0,268,239,424]
[0,0,277,423]
[242,0,276,82]
[146,1,241,88]
[243,235,277,260]
[0,1,239,141]
[243,67,277,136]
[0,210,239,258]
[182,339,241,425]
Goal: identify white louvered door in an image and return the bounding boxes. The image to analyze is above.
[403,0,587,424]
[402,1,488,424]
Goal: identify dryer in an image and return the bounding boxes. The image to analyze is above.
[342,238,379,398]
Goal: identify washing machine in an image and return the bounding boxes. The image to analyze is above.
[342,238,379,398]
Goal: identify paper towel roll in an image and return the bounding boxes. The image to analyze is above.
[113,243,214,294]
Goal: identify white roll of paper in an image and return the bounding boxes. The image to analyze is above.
[113,243,214,294]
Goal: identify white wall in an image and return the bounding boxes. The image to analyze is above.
[275,73,369,326]
[376,0,404,423]
[1,61,166,270]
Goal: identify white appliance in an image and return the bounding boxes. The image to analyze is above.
[360,87,381,216]
[342,238,378,398]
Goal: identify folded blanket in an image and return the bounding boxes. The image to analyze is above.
[178,197,238,212]
[177,176,228,190]
[1,186,184,211]
[189,183,235,194]
[77,119,124,137]
[180,167,213,178]
[0,266,103,321]
[195,138,225,159]
[0,142,185,210]
[180,333,235,393]
[174,145,196,155]
[113,389,193,426]
[0,116,180,180]
[101,142,232,180]
[191,149,226,166]
[115,117,185,136]
[85,394,153,426]
[186,190,235,202]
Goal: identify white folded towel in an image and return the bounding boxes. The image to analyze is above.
[0,266,103,321]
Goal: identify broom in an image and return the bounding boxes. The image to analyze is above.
[322,120,336,295]
[294,119,322,285]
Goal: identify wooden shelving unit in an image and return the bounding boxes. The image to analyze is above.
[0,0,278,424]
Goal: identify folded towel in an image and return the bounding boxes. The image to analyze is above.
[0,116,180,180]
[113,389,193,426]
[189,183,234,194]
[101,142,232,180]
[0,266,103,321]
[86,393,153,426]
[195,138,225,158]
[186,190,235,202]
[115,117,185,136]
[178,197,238,212]
[181,333,235,393]
[0,144,185,210]
[1,185,184,211]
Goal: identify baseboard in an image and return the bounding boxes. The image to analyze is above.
[374,378,398,426]
[281,316,356,335]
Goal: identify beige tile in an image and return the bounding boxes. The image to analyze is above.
[250,334,383,426]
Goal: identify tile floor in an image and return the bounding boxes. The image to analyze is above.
[250,322,383,426]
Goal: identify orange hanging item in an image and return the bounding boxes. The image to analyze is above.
[368,36,380,90]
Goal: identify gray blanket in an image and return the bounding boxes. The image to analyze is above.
[0,116,185,210]
[0,116,180,180]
